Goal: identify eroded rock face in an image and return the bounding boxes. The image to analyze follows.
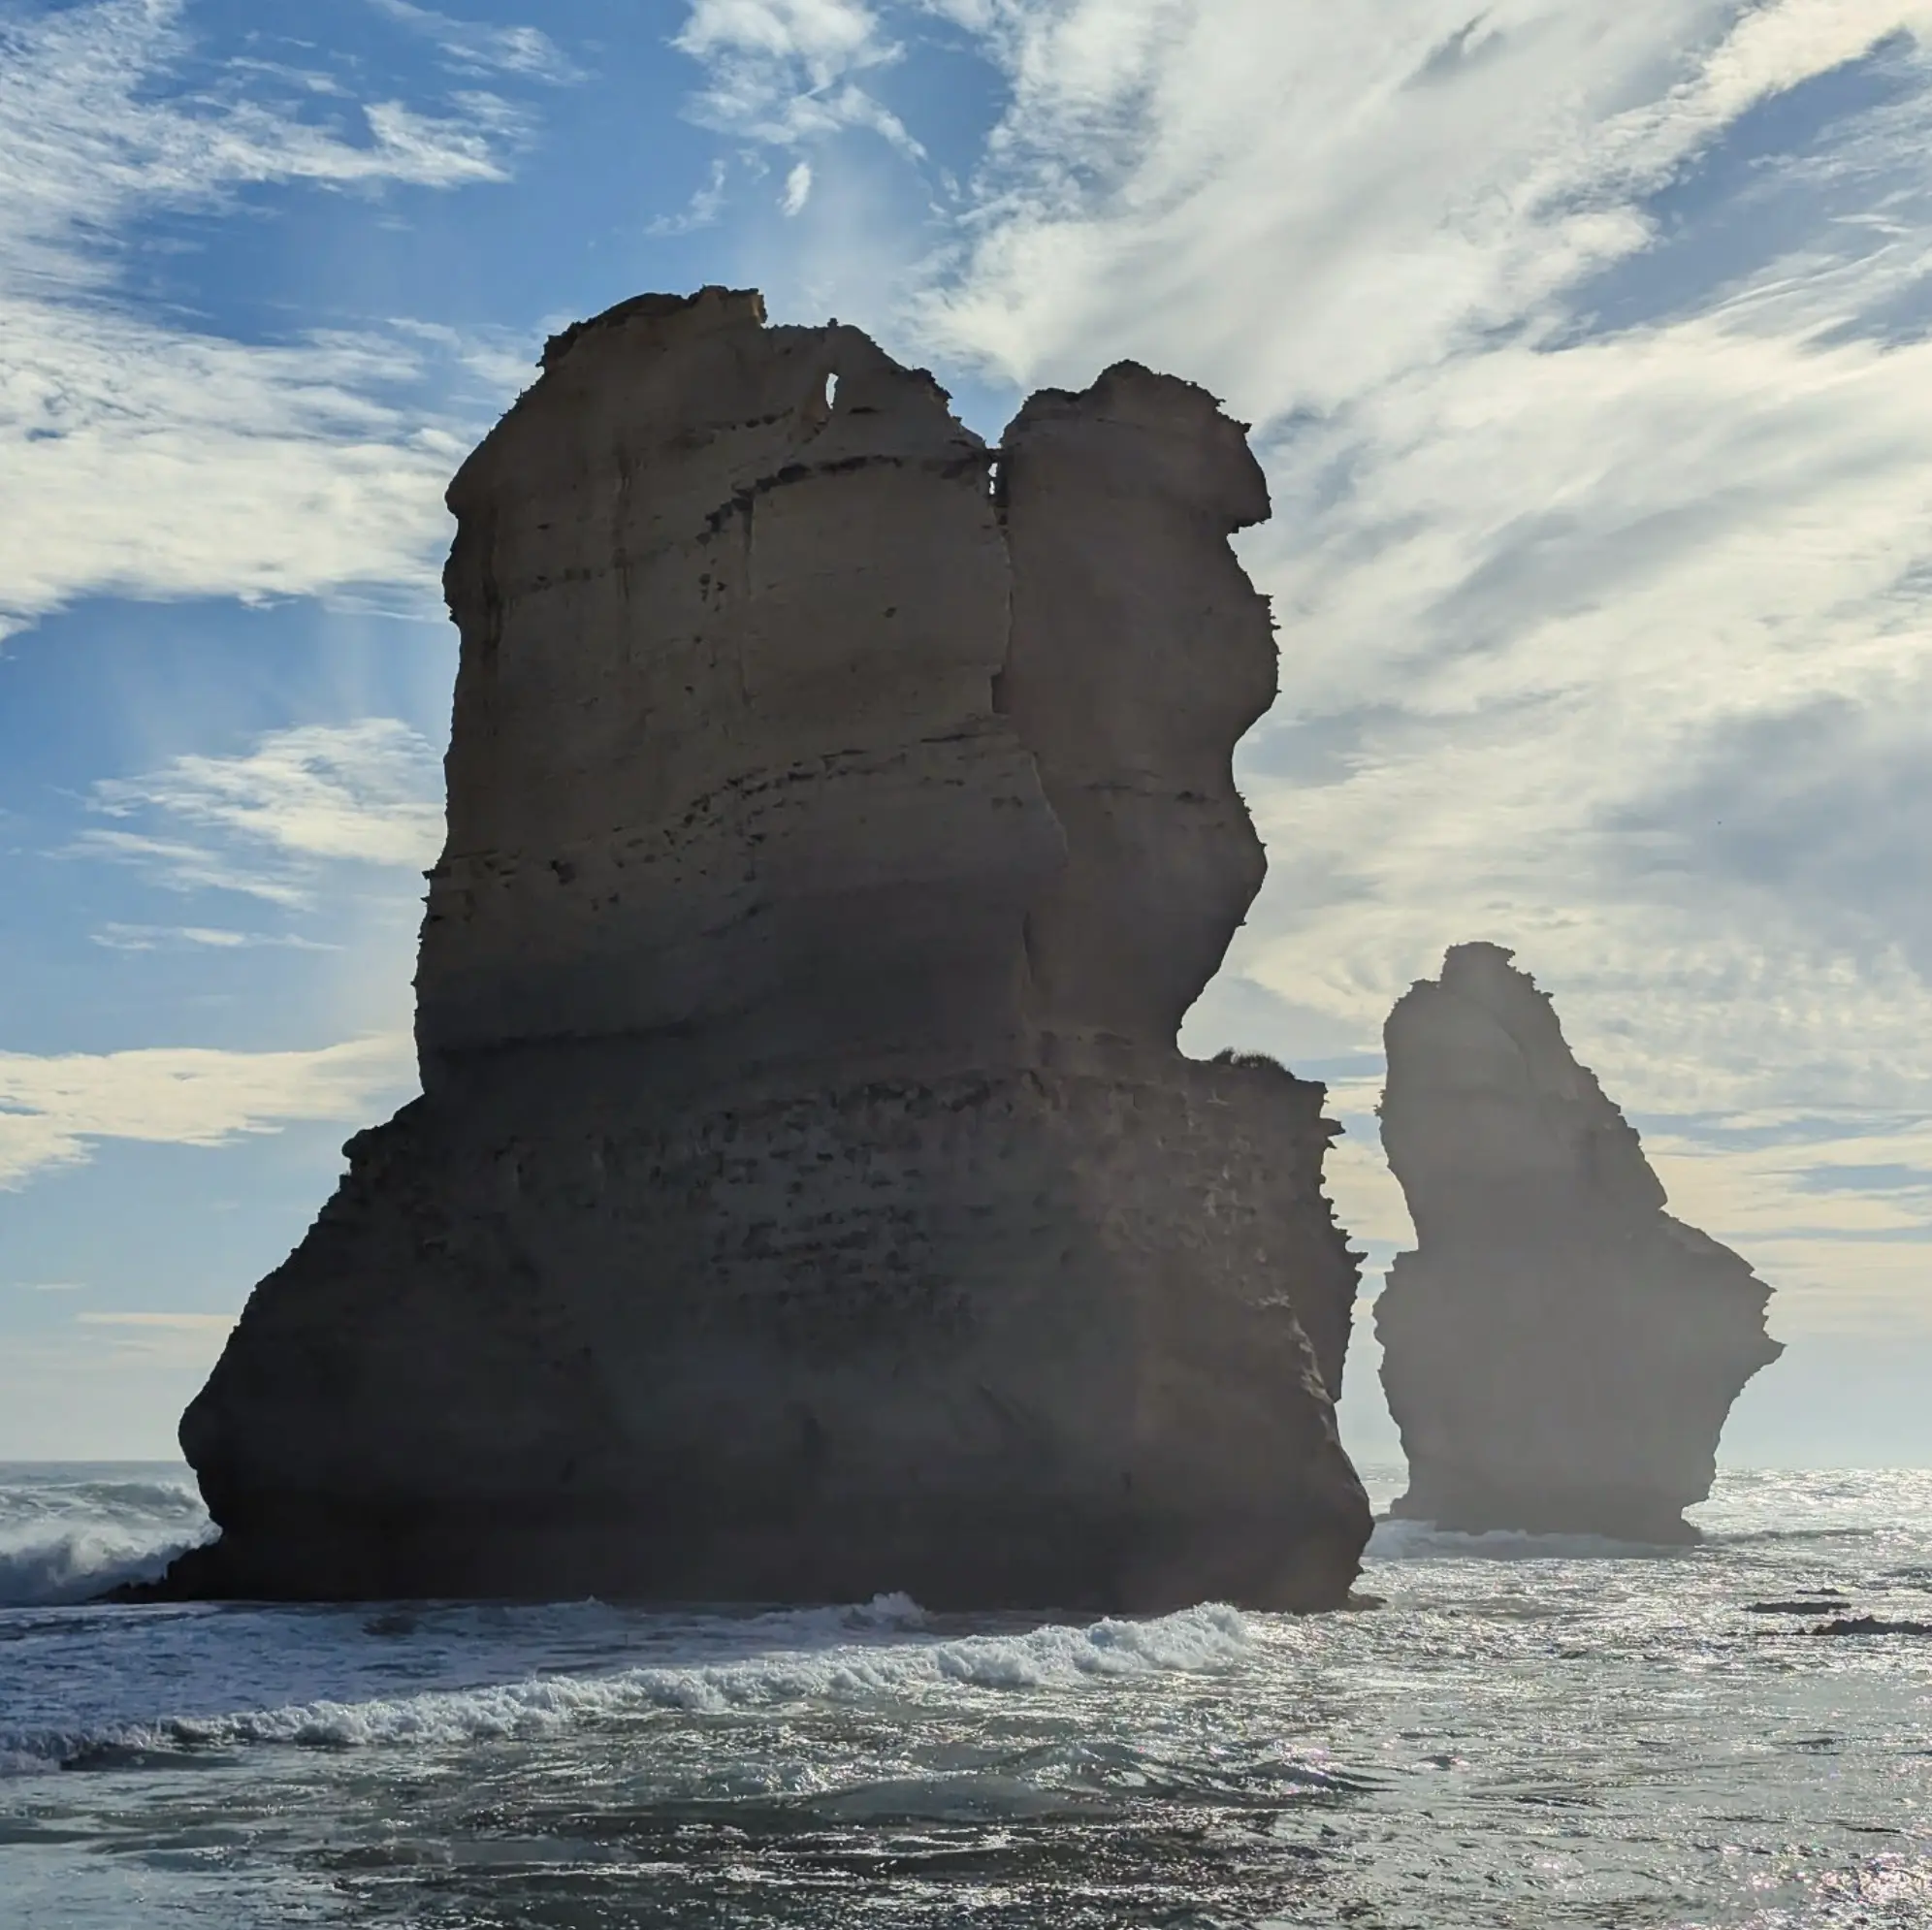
[999,370,1275,1048]
[164,288,1370,1611]
[422,290,1049,1079]
[1375,943,1781,1543]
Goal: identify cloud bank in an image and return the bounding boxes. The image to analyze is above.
[0,0,534,635]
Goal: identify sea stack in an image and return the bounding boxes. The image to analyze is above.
[1375,943,1781,1542]
[159,288,1370,1611]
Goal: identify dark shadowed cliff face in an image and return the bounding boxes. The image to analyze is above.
[998,367,1276,1050]
[1375,942,1782,1543]
[165,287,1370,1613]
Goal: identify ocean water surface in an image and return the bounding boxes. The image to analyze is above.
[3,1463,1929,1926]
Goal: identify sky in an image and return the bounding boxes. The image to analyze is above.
[1,0,1929,1465]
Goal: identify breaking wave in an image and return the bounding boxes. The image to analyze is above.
[1,1598,1254,1775]
[0,1467,210,1607]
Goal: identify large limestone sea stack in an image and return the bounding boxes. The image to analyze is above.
[160,288,1371,1611]
[1375,943,1781,1542]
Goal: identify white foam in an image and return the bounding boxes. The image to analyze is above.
[0,1469,210,1605]
[1,1599,1253,1772]
[0,1528,207,1606]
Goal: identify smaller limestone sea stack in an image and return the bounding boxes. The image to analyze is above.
[150,287,1371,1613]
[1375,943,1781,1542]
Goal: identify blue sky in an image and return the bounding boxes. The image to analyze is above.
[3,0,1931,1463]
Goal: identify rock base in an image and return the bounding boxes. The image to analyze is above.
[161,1052,1368,1611]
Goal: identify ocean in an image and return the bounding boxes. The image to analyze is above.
[2,1463,1928,1927]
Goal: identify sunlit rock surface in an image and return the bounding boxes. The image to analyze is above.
[156,288,1370,1612]
[1376,942,1782,1543]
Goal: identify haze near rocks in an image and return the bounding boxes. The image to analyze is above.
[1376,942,1782,1543]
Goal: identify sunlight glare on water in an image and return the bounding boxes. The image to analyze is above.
[2,1465,1929,1926]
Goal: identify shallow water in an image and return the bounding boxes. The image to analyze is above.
[3,1464,1929,1926]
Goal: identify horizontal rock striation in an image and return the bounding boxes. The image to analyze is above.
[1375,943,1782,1543]
[159,288,1370,1612]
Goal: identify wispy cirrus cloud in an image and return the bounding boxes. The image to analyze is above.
[905,2,1932,394]
[0,0,525,271]
[68,830,314,909]
[91,720,446,868]
[70,718,446,912]
[0,1031,415,1188]
[91,923,338,953]
[674,0,925,153]
[648,155,731,236]
[368,0,583,85]
[0,0,536,636]
[677,0,891,92]
[3,314,475,634]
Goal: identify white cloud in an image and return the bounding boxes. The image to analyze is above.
[2,312,471,634]
[92,720,446,868]
[0,1,526,267]
[675,0,925,153]
[909,0,1013,31]
[909,2,1923,397]
[368,0,584,84]
[0,0,529,634]
[70,718,445,920]
[782,157,815,212]
[1221,295,1932,1123]
[679,0,888,82]
[0,1033,416,1188]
